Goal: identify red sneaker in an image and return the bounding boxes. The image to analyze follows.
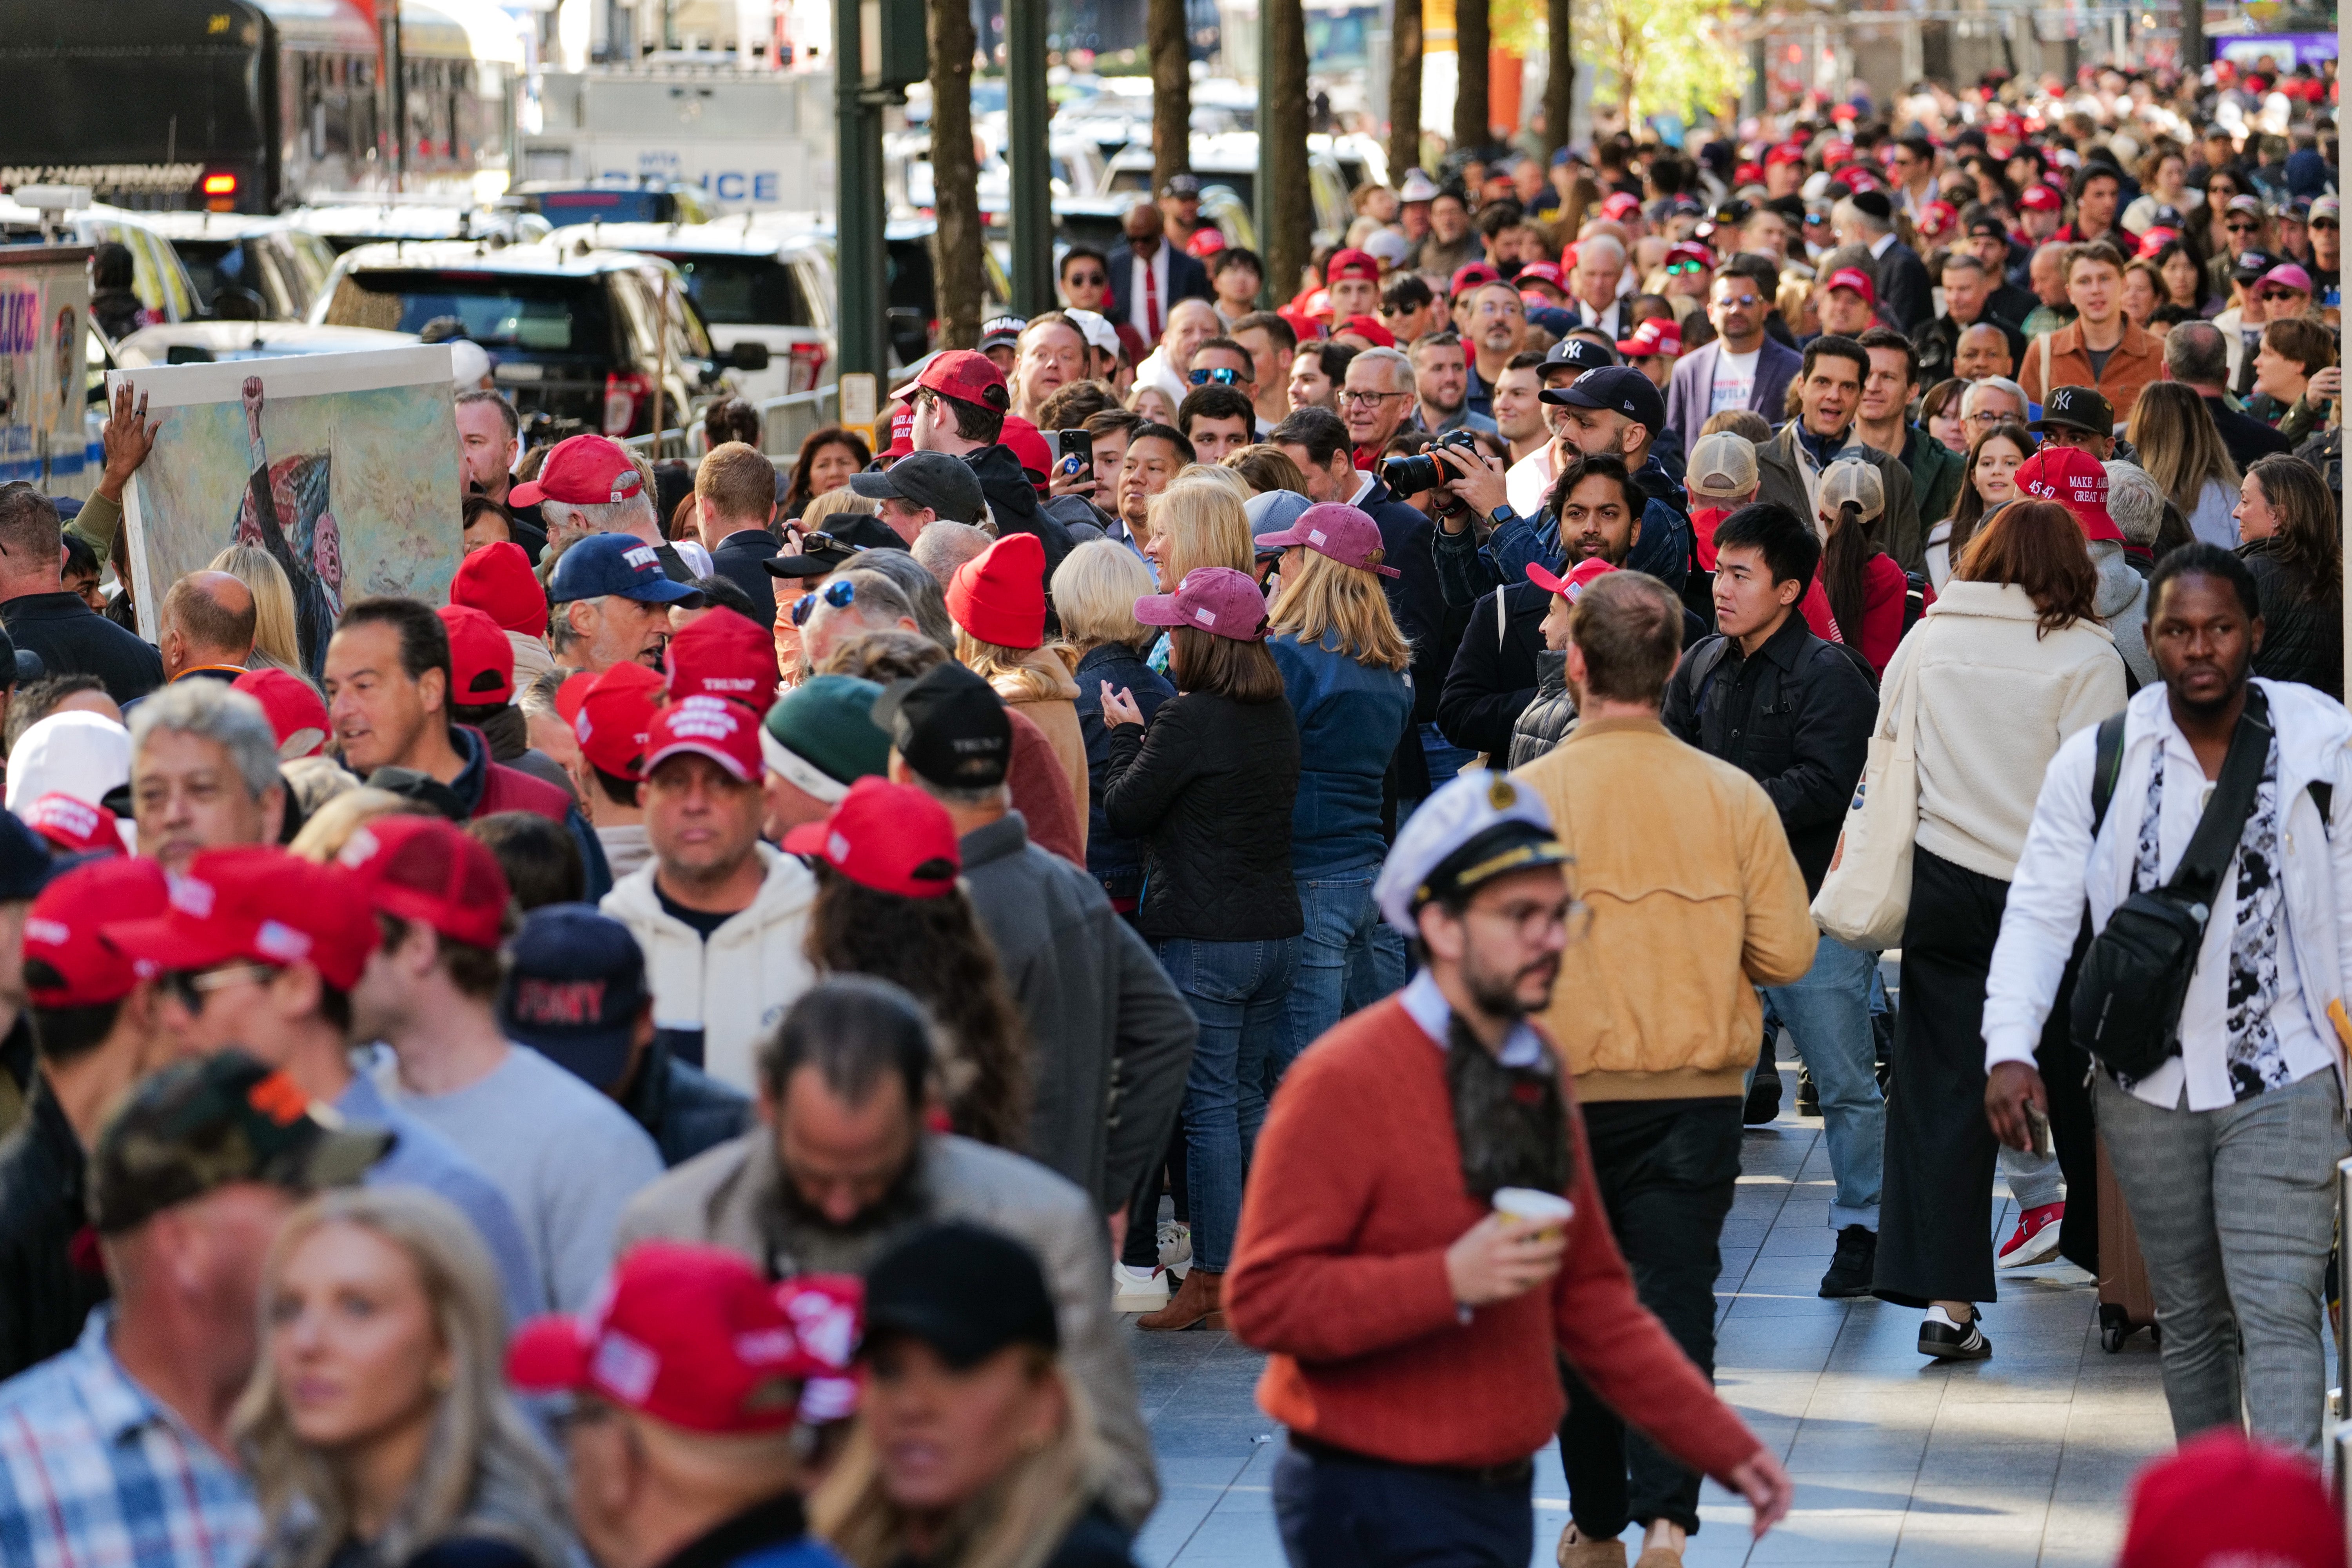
[1996,1201,2065,1269]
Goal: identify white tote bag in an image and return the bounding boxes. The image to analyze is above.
[1811,649,1923,950]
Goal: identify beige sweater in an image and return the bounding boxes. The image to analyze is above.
[995,647,1088,857]
[1882,581,2130,882]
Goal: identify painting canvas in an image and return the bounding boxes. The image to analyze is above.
[106,345,463,679]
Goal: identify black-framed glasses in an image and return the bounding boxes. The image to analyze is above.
[791,576,859,627]
[2227,220,2264,233]
[163,963,277,1013]
[1188,367,1243,385]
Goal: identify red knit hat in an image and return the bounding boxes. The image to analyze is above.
[450,542,548,638]
[438,604,515,706]
[945,532,1048,650]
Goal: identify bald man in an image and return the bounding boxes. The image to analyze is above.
[156,570,256,683]
[1953,321,2016,383]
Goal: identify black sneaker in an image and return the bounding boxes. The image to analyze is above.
[1744,1065,1782,1125]
[1918,1313,1993,1360]
[1817,1224,1877,1298]
[1796,1067,1820,1117]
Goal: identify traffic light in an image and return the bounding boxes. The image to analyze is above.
[858,0,927,91]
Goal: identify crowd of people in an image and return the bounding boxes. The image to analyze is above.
[0,49,2341,1568]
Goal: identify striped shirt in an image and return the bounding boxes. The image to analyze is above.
[0,1310,259,1568]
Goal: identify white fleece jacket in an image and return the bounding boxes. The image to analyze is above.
[1878,581,2130,881]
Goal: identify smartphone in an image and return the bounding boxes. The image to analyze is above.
[2024,1102,2052,1158]
[1057,427,1093,469]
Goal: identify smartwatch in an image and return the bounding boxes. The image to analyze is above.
[1488,504,1521,530]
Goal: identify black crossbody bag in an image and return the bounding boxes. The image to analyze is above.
[2071,688,2272,1081]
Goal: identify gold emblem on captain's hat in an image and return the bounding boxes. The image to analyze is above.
[1488,776,1517,810]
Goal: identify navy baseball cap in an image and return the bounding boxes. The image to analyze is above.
[1548,364,1667,433]
[497,903,650,1091]
[1541,336,1617,381]
[547,534,703,607]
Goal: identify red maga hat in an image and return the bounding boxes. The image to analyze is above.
[644,696,764,784]
[231,668,329,762]
[665,609,777,712]
[888,349,1009,410]
[23,792,122,858]
[509,434,644,511]
[2016,445,2122,543]
[1336,314,1395,348]
[1824,266,1877,303]
[1616,319,1683,358]
[509,1241,864,1434]
[439,604,515,707]
[336,814,512,952]
[1326,248,1381,283]
[782,775,962,899]
[575,662,663,782]
[25,856,167,1008]
[2019,183,2063,213]
[104,847,378,992]
[1526,556,1618,601]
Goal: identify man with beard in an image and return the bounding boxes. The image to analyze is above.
[1226,758,1795,1568]
[1410,333,1496,437]
[1753,336,1926,574]
[614,975,1158,1528]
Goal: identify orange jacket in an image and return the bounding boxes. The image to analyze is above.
[2019,318,2165,424]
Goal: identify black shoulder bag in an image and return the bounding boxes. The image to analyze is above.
[2071,687,2272,1081]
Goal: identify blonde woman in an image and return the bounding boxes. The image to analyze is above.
[209,544,303,670]
[2126,381,2241,548]
[1138,472,1257,680]
[814,1223,1131,1568]
[944,532,1087,852]
[1054,540,1173,911]
[237,1188,571,1568]
[1254,501,1414,1069]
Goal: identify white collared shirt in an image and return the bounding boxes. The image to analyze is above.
[1869,230,1897,261]
[1399,969,1548,1068]
[1349,469,1378,506]
[1127,245,1172,337]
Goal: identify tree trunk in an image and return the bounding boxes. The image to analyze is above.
[1454,0,1489,154]
[1388,0,1423,181]
[1149,0,1191,195]
[1542,0,1572,159]
[929,0,983,348]
[1263,0,1312,296]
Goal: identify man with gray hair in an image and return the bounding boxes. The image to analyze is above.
[1829,190,1933,332]
[844,546,955,650]
[1563,233,1628,338]
[128,680,286,873]
[911,519,993,591]
[511,434,695,583]
[2098,463,2160,688]
[800,569,922,675]
[1959,375,2031,438]
[2163,319,2295,473]
[1339,347,1417,466]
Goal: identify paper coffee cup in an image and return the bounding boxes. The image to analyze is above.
[1493,1186,1574,1241]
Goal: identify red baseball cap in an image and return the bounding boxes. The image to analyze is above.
[103,847,378,992]
[575,662,662,781]
[2016,445,2122,543]
[664,609,776,711]
[2117,1432,2344,1568]
[1450,261,1501,296]
[1327,248,1381,283]
[998,415,1054,486]
[880,403,917,461]
[1766,143,1807,167]
[1336,314,1396,348]
[1599,192,1642,221]
[1526,556,1618,601]
[232,668,330,761]
[946,532,1049,650]
[451,541,548,639]
[1615,319,1683,358]
[1185,227,1227,259]
[509,434,646,510]
[438,604,515,707]
[508,1241,863,1434]
[23,792,123,859]
[1664,241,1714,270]
[644,696,764,784]
[1301,287,1335,322]
[1515,260,1565,290]
[1824,266,1877,304]
[336,814,511,952]
[25,856,167,1008]
[2019,182,2063,213]
[887,349,1010,411]
[2138,226,2181,257]
[781,775,961,899]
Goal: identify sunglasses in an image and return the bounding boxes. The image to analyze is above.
[790,530,865,556]
[163,963,278,1013]
[790,576,860,627]
[2259,288,2303,303]
[1666,261,1706,275]
[1187,367,1243,385]
[2227,220,2264,233]
[1063,270,1106,287]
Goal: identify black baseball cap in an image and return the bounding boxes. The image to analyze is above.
[2232,249,2281,285]
[2029,385,2115,437]
[862,1222,1059,1368]
[1546,364,1667,433]
[849,451,985,524]
[0,806,53,903]
[498,903,651,1093]
[870,662,1011,791]
[1541,336,1617,381]
[764,531,867,579]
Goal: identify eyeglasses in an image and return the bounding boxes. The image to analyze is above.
[1467,895,1593,944]
[1338,389,1408,406]
[1063,270,1106,287]
[163,963,278,1013]
[2227,220,2264,233]
[791,576,860,626]
[1188,367,1243,386]
[1963,408,2020,426]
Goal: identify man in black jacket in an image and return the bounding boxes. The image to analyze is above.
[0,485,162,704]
[899,351,1075,582]
[0,844,164,1380]
[1834,190,1934,335]
[2163,321,2294,474]
[1662,502,1882,1300]
[1914,252,2029,389]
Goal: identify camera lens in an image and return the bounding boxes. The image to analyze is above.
[1381,454,1441,494]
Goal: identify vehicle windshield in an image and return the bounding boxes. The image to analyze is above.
[658,254,808,326]
[323,269,613,354]
[170,239,243,309]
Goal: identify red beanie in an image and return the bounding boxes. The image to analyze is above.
[451,542,548,638]
[945,532,1048,650]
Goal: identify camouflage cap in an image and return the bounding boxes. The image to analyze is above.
[89,1050,392,1235]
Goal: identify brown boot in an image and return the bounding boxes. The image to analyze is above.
[1137,1266,1224,1331]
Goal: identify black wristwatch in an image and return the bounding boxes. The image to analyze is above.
[1488,504,1521,530]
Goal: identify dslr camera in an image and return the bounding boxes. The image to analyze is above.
[1380,428,1485,512]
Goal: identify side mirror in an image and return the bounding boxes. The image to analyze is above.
[730,341,771,371]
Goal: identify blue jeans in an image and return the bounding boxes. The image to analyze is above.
[1273,1441,1532,1568]
[1275,867,1408,1083]
[1418,722,1476,787]
[1152,935,1300,1273]
[1762,931,1884,1231]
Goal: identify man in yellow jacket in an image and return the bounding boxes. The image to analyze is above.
[1510,567,1816,1568]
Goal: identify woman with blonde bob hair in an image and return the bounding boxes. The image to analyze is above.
[236,1187,572,1568]
[209,544,305,671]
[1256,501,1414,1074]
[813,1222,1131,1568]
[1142,472,1254,592]
[1054,540,1175,910]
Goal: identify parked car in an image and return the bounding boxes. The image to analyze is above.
[1102,134,1352,248]
[580,218,836,402]
[111,322,421,369]
[289,202,550,254]
[310,240,766,438]
[143,212,341,321]
[0,197,203,335]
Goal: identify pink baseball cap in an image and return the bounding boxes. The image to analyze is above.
[1132,567,1269,641]
[1525,557,1617,601]
[2260,261,2315,295]
[1616,319,1682,358]
[1252,503,1401,578]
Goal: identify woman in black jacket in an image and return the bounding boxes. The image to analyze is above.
[1052,539,1175,911]
[1100,566,1301,1334]
[2233,454,2343,699]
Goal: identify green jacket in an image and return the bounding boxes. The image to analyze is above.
[1904,426,1965,534]
[64,488,123,561]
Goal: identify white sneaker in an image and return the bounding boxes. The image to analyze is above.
[1113,1261,1169,1312]
[1158,1220,1192,1270]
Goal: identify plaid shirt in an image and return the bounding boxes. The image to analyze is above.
[0,1310,259,1568]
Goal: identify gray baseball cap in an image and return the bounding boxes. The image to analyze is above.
[849,451,985,523]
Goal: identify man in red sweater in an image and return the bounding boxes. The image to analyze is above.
[1225,769,1793,1568]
